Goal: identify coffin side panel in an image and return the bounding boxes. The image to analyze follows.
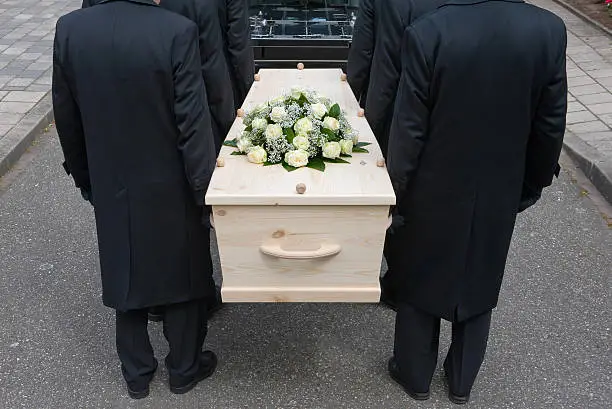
[213,205,388,302]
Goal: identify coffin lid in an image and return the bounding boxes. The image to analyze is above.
[205,69,396,206]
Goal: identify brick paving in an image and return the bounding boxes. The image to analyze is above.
[0,0,79,143]
[531,0,612,160]
[0,0,611,185]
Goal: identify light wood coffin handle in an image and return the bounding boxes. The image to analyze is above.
[260,243,341,260]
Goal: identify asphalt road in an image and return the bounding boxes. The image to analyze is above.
[0,128,610,409]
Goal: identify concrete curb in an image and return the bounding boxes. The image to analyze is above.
[0,92,54,179]
[563,130,612,204]
[550,0,612,38]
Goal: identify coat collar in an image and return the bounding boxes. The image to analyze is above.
[440,0,525,7]
[99,0,158,6]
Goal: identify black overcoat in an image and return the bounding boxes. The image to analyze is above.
[159,0,235,151]
[217,0,255,110]
[386,0,567,322]
[365,0,446,157]
[347,0,376,108]
[53,0,217,311]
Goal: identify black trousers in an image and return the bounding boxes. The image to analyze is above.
[115,299,208,389]
[394,303,492,396]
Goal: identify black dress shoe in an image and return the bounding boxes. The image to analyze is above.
[388,357,430,401]
[126,361,158,400]
[444,367,470,405]
[169,351,218,395]
[127,385,150,400]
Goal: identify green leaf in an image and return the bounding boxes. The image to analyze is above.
[244,125,253,132]
[321,128,340,142]
[323,157,350,164]
[298,94,309,107]
[355,141,372,147]
[231,151,246,156]
[263,161,278,166]
[352,147,369,153]
[329,103,341,118]
[340,153,352,158]
[307,157,326,172]
[282,162,299,172]
[223,138,238,147]
[283,127,295,143]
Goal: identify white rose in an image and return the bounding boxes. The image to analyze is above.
[322,141,341,159]
[265,123,283,139]
[237,138,252,153]
[339,139,353,155]
[255,102,268,113]
[293,135,310,151]
[270,106,287,123]
[251,117,268,130]
[291,86,303,100]
[322,116,340,132]
[285,149,309,168]
[270,96,286,105]
[352,133,359,145]
[311,103,327,120]
[247,146,267,164]
[294,117,313,135]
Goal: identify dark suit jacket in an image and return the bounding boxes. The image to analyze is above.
[54,0,216,310]
[386,0,567,321]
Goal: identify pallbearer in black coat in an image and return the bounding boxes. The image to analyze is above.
[155,0,238,320]
[53,0,218,399]
[218,0,255,110]
[350,0,446,309]
[347,0,376,108]
[386,0,567,404]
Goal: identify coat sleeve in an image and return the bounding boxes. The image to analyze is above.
[197,4,235,151]
[347,0,375,105]
[225,0,254,107]
[387,27,431,206]
[52,26,91,194]
[172,24,217,206]
[524,26,567,191]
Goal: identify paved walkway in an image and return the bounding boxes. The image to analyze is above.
[0,0,77,125]
[532,0,612,149]
[0,0,78,174]
[1,126,611,409]
[0,0,612,196]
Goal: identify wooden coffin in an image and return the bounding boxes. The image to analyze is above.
[206,68,396,302]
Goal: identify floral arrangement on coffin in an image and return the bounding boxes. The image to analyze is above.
[223,86,371,172]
